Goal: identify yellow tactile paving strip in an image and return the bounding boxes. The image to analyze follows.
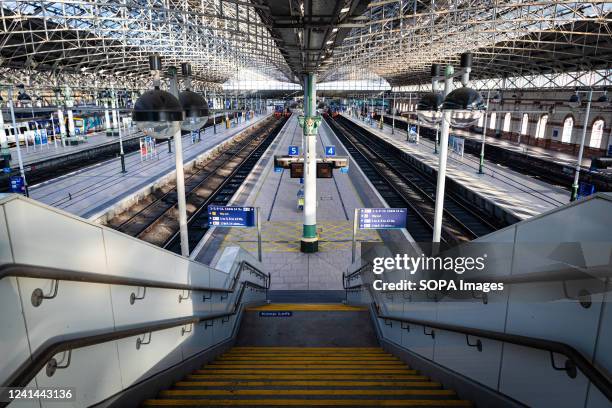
[219,221,382,253]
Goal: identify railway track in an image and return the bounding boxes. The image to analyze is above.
[325,115,500,247]
[374,113,611,195]
[107,115,287,254]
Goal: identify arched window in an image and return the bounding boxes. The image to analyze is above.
[561,116,573,143]
[589,119,605,148]
[535,114,548,139]
[489,112,497,130]
[521,114,529,135]
[503,113,512,132]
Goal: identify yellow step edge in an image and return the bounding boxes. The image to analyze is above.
[174,381,441,388]
[186,375,428,380]
[209,363,406,367]
[229,347,382,350]
[216,356,398,360]
[143,399,472,406]
[219,353,397,360]
[223,350,388,353]
[217,357,393,360]
[195,369,418,375]
[246,303,369,311]
[160,389,456,396]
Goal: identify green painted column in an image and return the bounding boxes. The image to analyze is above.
[299,73,321,253]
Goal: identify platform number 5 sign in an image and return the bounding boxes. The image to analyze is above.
[288,146,299,156]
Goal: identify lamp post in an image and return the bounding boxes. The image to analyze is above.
[112,89,127,173]
[417,54,484,250]
[478,90,491,174]
[132,55,186,254]
[391,92,396,135]
[7,87,29,197]
[567,88,608,201]
[176,62,209,255]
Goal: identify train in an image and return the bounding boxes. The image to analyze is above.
[0,112,105,147]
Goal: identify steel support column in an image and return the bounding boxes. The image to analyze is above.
[299,73,321,253]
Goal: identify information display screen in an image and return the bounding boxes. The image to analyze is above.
[358,208,407,229]
[316,163,333,178]
[290,162,304,178]
[208,205,256,227]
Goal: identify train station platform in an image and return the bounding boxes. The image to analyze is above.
[195,113,408,290]
[345,114,569,220]
[28,113,269,220]
[6,127,141,168]
[5,113,229,169]
[386,113,592,168]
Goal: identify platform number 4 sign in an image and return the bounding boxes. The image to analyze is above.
[288,146,299,156]
[325,146,336,156]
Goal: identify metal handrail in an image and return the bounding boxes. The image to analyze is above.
[343,262,612,401]
[373,303,612,401]
[0,260,270,297]
[0,265,269,403]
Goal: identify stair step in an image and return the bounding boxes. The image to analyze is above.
[186,375,429,380]
[246,304,369,312]
[220,356,393,359]
[143,345,471,407]
[213,359,402,363]
[174,381,442,388]
[143,398,472,406]
[230,347,382,350]
[209,364,407,368]
[160,390,456,397]
[194,369,418,375]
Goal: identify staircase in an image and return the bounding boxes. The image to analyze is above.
[143,347,471,407]
[143,304,471,406]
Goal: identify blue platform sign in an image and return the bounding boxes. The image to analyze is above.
[577,182,596,199]
[325,145,336,156]
[274,166,283,173]
[358,208,407,229]
[9,176,25,194]
[288,145,299,156]
[208,205,256,227]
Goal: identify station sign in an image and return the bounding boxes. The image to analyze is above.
[9,176,25,194]
[577,182,596,199]
[288,146,299,156]
[325,145,336,156]
[259,311,292,317]
[358,208,407,229]
[208,205,256,227]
